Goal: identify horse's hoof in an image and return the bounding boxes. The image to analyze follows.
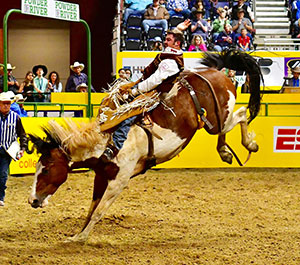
[218,146,233,164]
[247,141,259,153]
[220,152,233,164]
[64,234,87,244]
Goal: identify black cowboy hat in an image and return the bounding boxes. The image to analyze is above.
[32,64,48,76]
[192,8,205,15]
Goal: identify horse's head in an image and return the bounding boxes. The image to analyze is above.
[28,130,69,208]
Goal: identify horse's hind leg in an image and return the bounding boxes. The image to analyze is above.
[240,121,259,152]
[217,134,233,164]
[217,106,258,164]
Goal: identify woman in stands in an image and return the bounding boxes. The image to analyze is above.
[18,71,40,102]
[188,34,207,51]
[48,71,62,93]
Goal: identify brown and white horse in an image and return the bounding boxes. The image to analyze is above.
[28,50,263,242]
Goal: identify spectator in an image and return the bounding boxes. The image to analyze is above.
[18,71,39,102]
[231,8,253,35]
[159,0,166,7]
[48,71,62,93]
[151,36,163,50]
[0,63,20,94]
[167,0,191,19]
[32,64,49,102]
[10,93,28,117]
[237,28,251,51]
[190,0,205,18]
[227,69,238,89]
[292,0,300,21]
[292,18,300,38]
[188,34,208,51]
[212,7,230,40]
[117,68,128,81]
[142,0,170,34]
[0,92,27,206]
[229,0,254,24]
[123,0,152,26]
[125,68,133,81]
[65,62,95,92]
[76,83,88,93]
[214,24,235,52]
[241,74,251,93]
[191,9,209,41]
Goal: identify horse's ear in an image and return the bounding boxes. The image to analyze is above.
[27,134,45,154]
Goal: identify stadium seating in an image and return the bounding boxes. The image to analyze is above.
[125,38,142,50]
[147,26,164,39]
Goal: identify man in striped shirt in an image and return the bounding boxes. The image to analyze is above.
[0,92,27,207]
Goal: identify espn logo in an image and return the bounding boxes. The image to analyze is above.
[274,126,300,153]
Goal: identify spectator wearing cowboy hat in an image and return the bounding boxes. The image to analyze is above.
[32,64,49,102]
[10,93,28,117]
[0,63,20,94]
[191,8,210,41]
[0,91,28,206]
[231,8,253,35]
[76,83,88,93]
[65,61,95,92]
[283,66,300,87]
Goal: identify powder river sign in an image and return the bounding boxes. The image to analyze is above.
[21,0,80,22]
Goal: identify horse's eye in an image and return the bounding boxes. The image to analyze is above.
[42,168,49,175]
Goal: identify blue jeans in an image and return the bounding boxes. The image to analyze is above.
[0,147,12,202]
[142,19,168,33]
[112,116,137,150]
[123,9,145,25]
[168,9,191,19]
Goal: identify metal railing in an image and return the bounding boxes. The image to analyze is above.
[263,38,300,50]
[236,102,300,117]
[23,102,89,117]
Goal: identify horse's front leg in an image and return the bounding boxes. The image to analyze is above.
[66,165,131,243]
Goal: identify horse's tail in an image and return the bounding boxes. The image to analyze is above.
[202,49,264,124]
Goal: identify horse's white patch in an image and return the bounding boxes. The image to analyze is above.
[31,161,44,196]
[222,90,247,134]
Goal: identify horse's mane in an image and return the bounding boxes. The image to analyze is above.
[31,119,110,161]
[202,49,264,124]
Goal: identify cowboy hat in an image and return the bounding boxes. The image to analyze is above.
[0,63,16,70]
[237,7,245,13]
[0,92,14,102]
[76,83,88,91]
[291,66,300,73]
[32,65,48,76]
[192,8,205,15]
[70,62,85,72]
[15,94,27,102]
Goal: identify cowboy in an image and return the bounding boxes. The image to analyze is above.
[0,63,20,94]
[76,83,88,93]
[33,64,49,102]
[65,62,95,92]
[0,92,27,206]
[100,20,191,162]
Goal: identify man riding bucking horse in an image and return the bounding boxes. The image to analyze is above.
[100,20,191,162]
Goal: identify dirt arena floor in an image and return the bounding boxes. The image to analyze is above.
[0,168,300,265]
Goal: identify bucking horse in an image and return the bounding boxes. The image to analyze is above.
[27,49,263,242]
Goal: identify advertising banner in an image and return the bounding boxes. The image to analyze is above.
[117,51,300,91]
[21,0,80,22]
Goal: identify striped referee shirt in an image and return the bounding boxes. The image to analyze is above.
[0,110,27,151]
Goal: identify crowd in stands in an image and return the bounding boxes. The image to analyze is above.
[0,61,93,104]
[122,0,255,51]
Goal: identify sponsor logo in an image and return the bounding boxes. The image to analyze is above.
[274,126,300,152]
[18,158,37,168]
[284,58,300,76]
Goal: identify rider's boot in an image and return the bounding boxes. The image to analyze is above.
[100,143,119,163]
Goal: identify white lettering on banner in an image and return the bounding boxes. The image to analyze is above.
[22,0,80,22]
[274,126,300,153]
